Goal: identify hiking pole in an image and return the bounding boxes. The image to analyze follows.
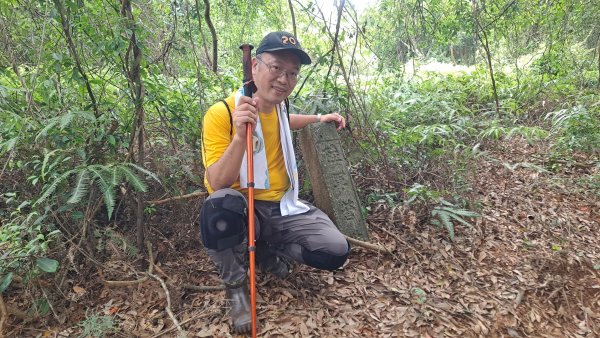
[240,43,258,338]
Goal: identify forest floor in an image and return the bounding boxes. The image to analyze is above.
[6,137,600,338]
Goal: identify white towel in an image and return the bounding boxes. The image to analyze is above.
[236,88,309,216]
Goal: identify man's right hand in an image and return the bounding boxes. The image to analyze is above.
[232,96,259,140]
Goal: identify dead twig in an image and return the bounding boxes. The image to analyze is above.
[183,284,225,292]
[145,241,186,337]
[344,235,390,254]
[147,272,186,337]
[0,294,6,336]
[380,227,425,260]
[147,191,206,206]
[149,310,218,338]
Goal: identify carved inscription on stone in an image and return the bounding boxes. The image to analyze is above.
[299,122,368,240]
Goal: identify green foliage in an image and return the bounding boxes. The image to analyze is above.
[34,163,159,219]
[0,205,61,293]
[77,309,118,338]
[431,199,480,241]
[546,105,600,155]
[103,229,139,258]
[36,257,59,273]
[411,287,428,304]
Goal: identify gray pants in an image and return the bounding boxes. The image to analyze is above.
[203,189,350,284]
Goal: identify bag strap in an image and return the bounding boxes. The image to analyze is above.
[220,99,233,136]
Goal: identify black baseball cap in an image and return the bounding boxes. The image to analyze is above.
[256,31,312,65]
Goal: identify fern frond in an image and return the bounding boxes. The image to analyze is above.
[110,165,121,187]
[34,169,76,206]
[41,149,60,179]
[35,118,60,142]
[67,169,90,204]
[118,166,147,192]
[89,166,116,219]
[60,110,96,129]
[59,111,75,129]
[106,229,139,257]
[126,163,160,183]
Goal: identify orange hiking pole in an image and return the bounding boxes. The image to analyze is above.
[240,43,257,338]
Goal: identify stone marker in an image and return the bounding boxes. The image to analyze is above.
[299,122,369,240]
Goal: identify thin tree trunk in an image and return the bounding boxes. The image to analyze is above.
[203,0,218,73]
[287,0,297,37]
[120,0,146,249]
[597,34,600,88]
[194,0,212,69]
[185,2,204,103]
[478,25,500,116]
[53,0,100,118]
[473,0,500,117]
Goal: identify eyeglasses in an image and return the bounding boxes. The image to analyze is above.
[256,55,300,81]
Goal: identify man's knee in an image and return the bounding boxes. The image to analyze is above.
[301,240,350,271]
[198,189,247,251]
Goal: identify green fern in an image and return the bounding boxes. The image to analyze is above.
[34,169,77,206]
[35,163,159,220]
[35,118,60,142]
[88,165,116,219]
[126,162,160,183]
[67,169,90,204]
[118,166,147,193]
[106,229,138,257]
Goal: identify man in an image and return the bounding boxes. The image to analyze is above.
[199,31,350,334]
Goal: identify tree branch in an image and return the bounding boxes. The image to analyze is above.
[147,191,206,206]
[287,0,297,37]
[203,0,218,73]
[53,0,100,118]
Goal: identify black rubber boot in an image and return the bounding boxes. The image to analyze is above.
[256,241,291,279]
[225,279,252,334]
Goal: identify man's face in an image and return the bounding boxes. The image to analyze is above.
[252,51,301,108]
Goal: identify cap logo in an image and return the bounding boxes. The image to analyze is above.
[281,36,297,46]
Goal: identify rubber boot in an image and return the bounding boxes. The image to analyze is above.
[256,241,291,279]
[225,279,252,334]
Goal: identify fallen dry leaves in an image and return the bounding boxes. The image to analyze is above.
[8,137,599,337]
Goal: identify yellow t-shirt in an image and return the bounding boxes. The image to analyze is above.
[201,94,290,201]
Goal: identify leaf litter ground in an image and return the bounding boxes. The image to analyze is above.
[10,138,599,337]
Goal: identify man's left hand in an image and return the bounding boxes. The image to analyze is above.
[321,113,346,131]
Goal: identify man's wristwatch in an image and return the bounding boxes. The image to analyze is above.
[316,113,322,123]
